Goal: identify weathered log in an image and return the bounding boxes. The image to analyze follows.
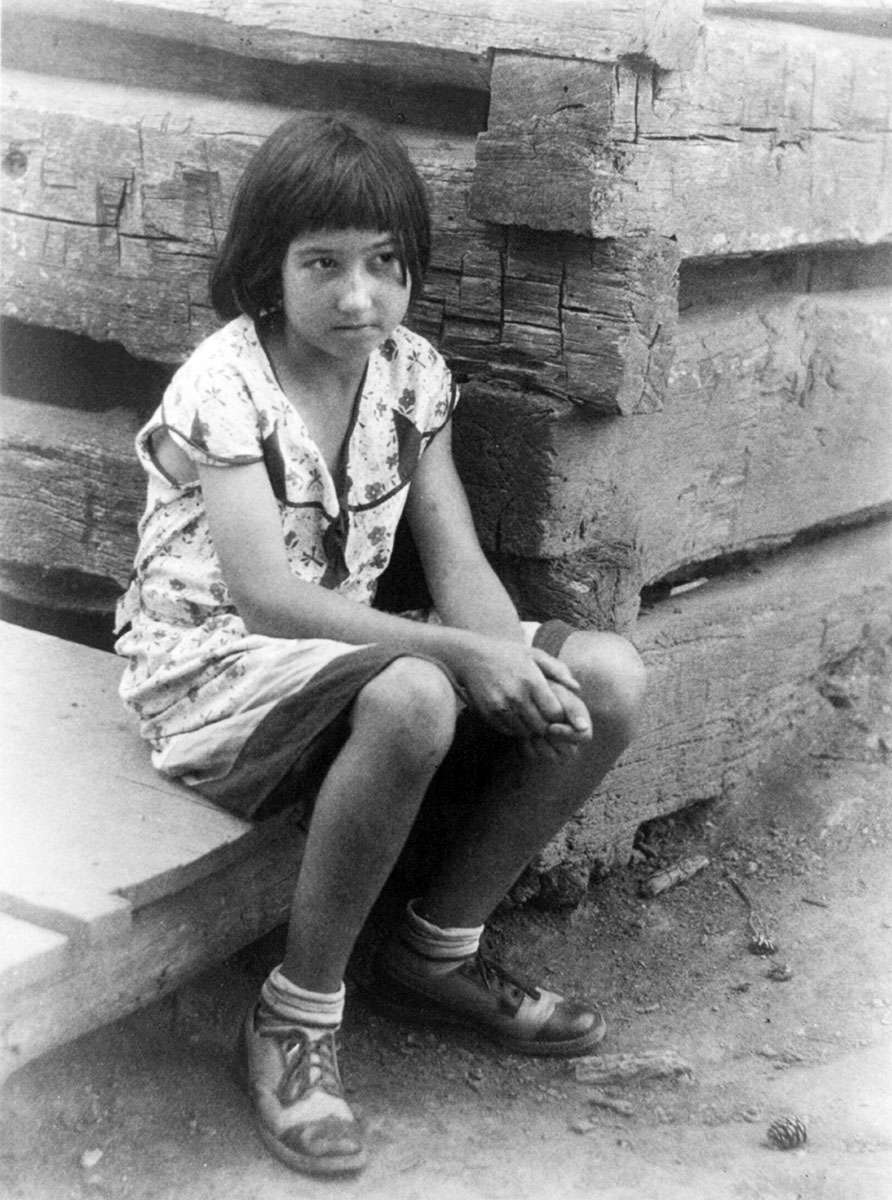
[496,541,644,636]
[472,126,892,256]
[706,0,892,37]
[1,72,677,412]
[0,397,143,608]
[420,230,680,414]
[2,0,705,78]
[0,7,489,136]
[473,20,892,253]
[535,518,892,873]
[489,21,892,139]
[0,71,473,361]
[455,287,892,603]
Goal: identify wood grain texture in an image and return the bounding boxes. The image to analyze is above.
[0,8,489,135]
[2,0,705,76]
[705,0,892,36]
[455,287,892,580]
[534,519,892,875]
[0,398,143,606]
[1,72,677,411]
[473,19,892,253]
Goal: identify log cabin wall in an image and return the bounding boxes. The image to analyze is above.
[2,0,891,897]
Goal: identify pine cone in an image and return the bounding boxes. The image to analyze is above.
[767,1115,808,1149]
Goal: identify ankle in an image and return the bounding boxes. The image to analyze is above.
[261,965,345,1030]
[396,899,484,962]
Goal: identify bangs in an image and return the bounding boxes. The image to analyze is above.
[277,129,429,290]
[292,143,416,240]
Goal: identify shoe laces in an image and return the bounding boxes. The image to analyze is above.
[255,1003,344,1107]
[463,951,542,1011]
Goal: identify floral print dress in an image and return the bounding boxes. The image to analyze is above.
[115,316,456,816]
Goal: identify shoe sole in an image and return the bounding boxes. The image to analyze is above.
[366,973,607,1058]
[255,1122,368,1178]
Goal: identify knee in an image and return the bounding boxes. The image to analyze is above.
[351,657,458,772]
[563,631,647,736]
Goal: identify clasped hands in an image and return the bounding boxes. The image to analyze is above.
[452,639,592,762]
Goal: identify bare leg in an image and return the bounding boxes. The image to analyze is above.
[280,657,460,992]
[419,631,646,928]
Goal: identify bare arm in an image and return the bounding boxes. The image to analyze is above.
[405,419,526,642]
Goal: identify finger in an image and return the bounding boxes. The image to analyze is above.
[524,674,569,727]
[559,691,593,740]
[531,648,581,691]
[544,720,580,741]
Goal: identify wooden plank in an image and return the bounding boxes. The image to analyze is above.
[2,0,705,75]
[0,71,474,366]
[490,21,892,139]
[472,125,892,256]
[705,0,892,37]
[0,875,132,945]
[0,8,489,135]
[638,18,892,139]
[1,73,677,411]
[473,20,892,253]
[456,287,892,608]
[0,804,306,1082]
[535,518,892,876]
[0,622,263,940]
[0,914,70,999]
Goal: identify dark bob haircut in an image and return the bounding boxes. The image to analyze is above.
[210,112,431,323]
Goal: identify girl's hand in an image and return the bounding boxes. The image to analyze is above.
[448,637,590,744]
[521,681,592,761]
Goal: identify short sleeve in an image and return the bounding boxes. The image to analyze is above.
[160,360,266,468]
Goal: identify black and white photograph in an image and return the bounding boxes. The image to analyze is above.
[1,1,890,1196]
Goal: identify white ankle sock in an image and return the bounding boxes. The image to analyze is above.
[261,966,345,1032]
[401,899,484,962]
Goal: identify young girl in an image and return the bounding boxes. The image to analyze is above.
[116,111,646,1178]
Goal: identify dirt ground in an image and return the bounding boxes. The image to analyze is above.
[2,642,891,1200]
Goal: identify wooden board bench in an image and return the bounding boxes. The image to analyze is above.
[0,620,306,1084]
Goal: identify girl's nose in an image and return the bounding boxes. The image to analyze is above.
[336,266,373,312]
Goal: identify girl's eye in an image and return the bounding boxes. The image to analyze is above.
[310,257,337,270]
[374,251,404,275]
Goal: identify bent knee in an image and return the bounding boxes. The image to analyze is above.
[563,631,646,728]
[351,656,458,765]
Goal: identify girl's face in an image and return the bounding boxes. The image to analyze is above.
[278,228,411,370]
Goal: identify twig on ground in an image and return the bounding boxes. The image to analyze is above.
[575,1050,693,1085]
